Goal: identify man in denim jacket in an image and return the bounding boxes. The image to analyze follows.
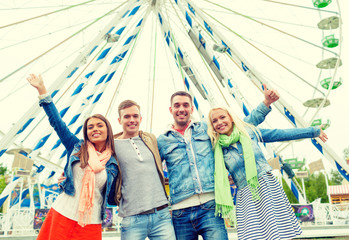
[157,87,279,239]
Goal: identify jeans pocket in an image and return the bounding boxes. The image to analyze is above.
[121,216,133,230]
[157,208,171,220]
[201,200,216,210]
[171,209,184,219]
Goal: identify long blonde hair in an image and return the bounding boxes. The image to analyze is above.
[207,106,261,147]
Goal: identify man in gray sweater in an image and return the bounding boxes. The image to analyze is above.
[112,100,175,240]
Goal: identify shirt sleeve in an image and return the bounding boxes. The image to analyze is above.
[39,95,80,152]
[258,126,320,143]
[243,102,271,126]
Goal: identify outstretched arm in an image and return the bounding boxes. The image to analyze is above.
[258,126,328,143]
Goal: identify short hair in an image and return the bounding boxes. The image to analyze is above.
[118,100,140,117]
[170,91,192,105]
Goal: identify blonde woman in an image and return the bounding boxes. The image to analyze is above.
[207,106,327,240]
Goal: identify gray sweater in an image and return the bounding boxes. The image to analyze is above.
[115,136,168,217]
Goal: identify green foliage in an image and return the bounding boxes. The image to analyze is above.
[343,147,349,159]
[282,177,298,204]
[0,163,8,191]
[0,163,8,212]
[0,163,7,175]
[303,172,329,203]
[282,170,343,204]
[329,169,344,185]
[0,175,6,194]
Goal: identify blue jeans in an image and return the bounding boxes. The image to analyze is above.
[172,200,228,240]
[120,207,175,240]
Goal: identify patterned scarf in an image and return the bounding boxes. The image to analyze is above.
[78,141,111,227]
[214,126,260,219]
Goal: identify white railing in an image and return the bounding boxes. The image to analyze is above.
[309,202,349,226]
[0,203,348,236]
[0,208,36,236]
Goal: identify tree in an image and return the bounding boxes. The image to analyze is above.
[0,163,8,212]
[282,177,298,204]
[329,169,344,185]
[282,170,343,204]
[343,147,349,160]
[304,172,329,203]
[0,163,7,175]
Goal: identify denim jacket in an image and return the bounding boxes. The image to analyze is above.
[223,126,321,190]
[157,102,271,204]
[39,96,118,221]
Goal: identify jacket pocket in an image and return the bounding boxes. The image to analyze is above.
[163,143,193,194]
[162,143,186,165]
[192,133,212,157]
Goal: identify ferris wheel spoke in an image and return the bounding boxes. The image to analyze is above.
[0,3,129,83]
[0,0,99,30]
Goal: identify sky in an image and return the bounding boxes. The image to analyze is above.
[0,0,348,176]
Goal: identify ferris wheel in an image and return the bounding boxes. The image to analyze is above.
[0,0,347,208]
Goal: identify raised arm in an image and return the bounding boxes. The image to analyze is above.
[243,84,279,126]
[27,74,79,152]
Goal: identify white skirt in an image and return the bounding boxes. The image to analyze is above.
[236,172,302,240]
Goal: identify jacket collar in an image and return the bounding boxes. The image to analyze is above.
[164,120,198,135]
[113,130,144,139]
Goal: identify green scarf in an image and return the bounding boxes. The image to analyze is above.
[214,127,260,219]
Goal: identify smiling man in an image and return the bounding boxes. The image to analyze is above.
[112,100,175,240]
[157,88,279,240]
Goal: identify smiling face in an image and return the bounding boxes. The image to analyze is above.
[86,117,108,149]
[170,95,193,128]
[210,108,234,136]
[118,105,142,138]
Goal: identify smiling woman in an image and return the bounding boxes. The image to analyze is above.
[26,73,119,240]
[85,117,109,152]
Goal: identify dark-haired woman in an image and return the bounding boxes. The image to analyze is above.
[27,74,118,240]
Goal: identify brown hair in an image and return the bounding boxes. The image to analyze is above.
[170,91,192,105]
[118,100,140,117]
[75,114,116,168]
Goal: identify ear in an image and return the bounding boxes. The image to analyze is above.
[118,117,121,124]
[139,116,143,123]
[169,106,173,114]
[190,105,194,113]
